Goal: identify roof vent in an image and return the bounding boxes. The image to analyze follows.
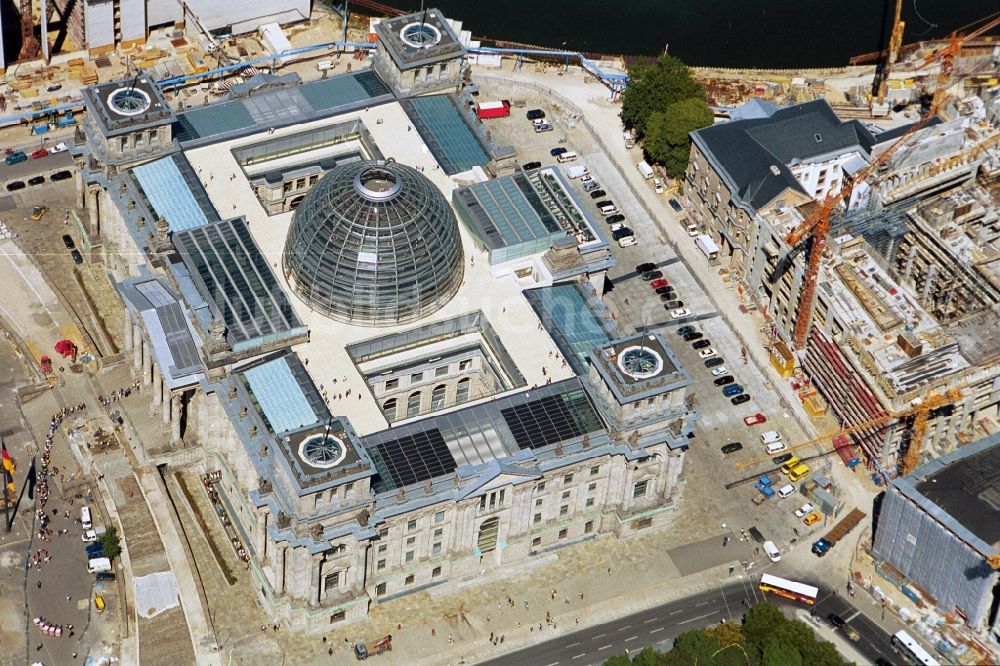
[769,165,781,176]
[815,133,823,142]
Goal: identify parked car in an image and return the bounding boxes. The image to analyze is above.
[670,308,692,318]
[526,109,546,120]
[686,223,699,237]
[656,288,675,297]
[50,142,69,153]
[522,161,541,171]
[772,453,794,465]
[650,278,669,289]
[692,339,712,350]
[534,122,553,133]
[95,572,116,582]
[636,262,656,274]
[580,174,594,184]
[668,198,683,213]
[50,170,72,181]
[611,227,634,241]
[713,375,734,386]
[31,206,46,220]
[47,83,63,92]
[607,214,626,225]
[28,175,45,186]
[803,512,822,526]
[744,412,767,426]
[711,366,728,376]
[595,200,612,208]
[583,181,601,192]
[550,147,567,157]
[721,442,743,455]
[5,151,27,165]
[704,357,724,368]
[722,384,744,397]
[827,614,846,629]
[71,249,83,264]
[682,332,702,342]
[732,394,751,405]
[812,538,832,557]
[589,189,607,199]
[698,348,717,359]
[6,181,25,191]
[30,148,48,159]
[618,236,637,247]
[794,502,815,518]
[664,300,683,309]
[642,270,663,281]
[81,529,98,542]
[62,234,75,249]
[677,325,696,336]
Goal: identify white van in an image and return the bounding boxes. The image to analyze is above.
[316,60,333,71]
[556,151,578,163]
[80,505,93,530]
[87,557,112,573]
[760,431,782,446]
[762,540,781,563]
[765,441,787,455]
[599,205,619,216]
[618,236,638,247]
[776,483,796,499]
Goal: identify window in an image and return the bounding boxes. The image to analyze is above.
[439,62,448,76]
[375,582,386,596]
[535,498,543,507]
[344,482,353,494]
[407,392,421,417]
[456,377,471,402]
[533,513,542,524]
[435,365,449,377]
[149,131,160,146]
[563,474,574,485]
[406,536,416,546]
[407,519,417,532]
[120,137,128,150]
[324,571,340,592]
[405,574,415,585]
[584,520,594,533]
[410,372,424,384]
[633,480,648,499]
[382,398,397,420]
[536,482,546,492]
[558,529,568,539]
[459,359,472,371]
[531,537,542,548]
[134,133,144,146]
[330,610,346,623]
[560,505,568,516]
[561,491,570,500]
[434,511,445,523]
[588,482,597,492]
[585,498,595,508]
[433,528,443,539]
[378,528,388,539]
[378,544,387,553]
[377,559,386,571]
[432,566,441,578]
[405,551,414,563]
[432,542,441,555]
[636,517,653,529]
[431,384,447,409]
[385,378,399,391]
[590,465,600,476]
[479,495,487,511]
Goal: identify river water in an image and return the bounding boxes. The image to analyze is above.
[376,1,998,68]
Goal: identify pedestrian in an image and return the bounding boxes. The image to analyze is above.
[37,580,41,588]
[66,595,71,602]
[322,636,327,643]
[328,647,333,656]
[579,592,584,600]
[431,628,436,637]
[489,632,494,642]
[565,596,570,604]
[551,589,556,600]
[608,567,612,576]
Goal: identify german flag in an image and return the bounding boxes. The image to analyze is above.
[2,443,14,495]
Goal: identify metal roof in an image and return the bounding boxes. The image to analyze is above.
[242,355,321,435]
[401,96,491,175]
[524,284,616,375]
[132,154,220,232]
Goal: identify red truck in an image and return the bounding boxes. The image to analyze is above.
[476,100,511,119]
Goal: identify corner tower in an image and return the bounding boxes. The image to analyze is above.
[371,8,465,97]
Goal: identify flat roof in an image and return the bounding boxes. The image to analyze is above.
[132,154,220,232]
[374,9,465,69]
[910,432,1000,549]
[241,353,324,435]
[454,171,566,250]
[524,283,616,375]
[401,96,491,175]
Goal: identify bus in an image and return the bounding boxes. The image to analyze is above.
[759,573,819,605]
[891,630,940,666]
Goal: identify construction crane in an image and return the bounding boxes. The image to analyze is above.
[781,13,999,351]
[871,0,905,115]
[735,389,962,473]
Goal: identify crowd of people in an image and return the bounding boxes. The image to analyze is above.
[98,380,140,407]
[35,402,87,528]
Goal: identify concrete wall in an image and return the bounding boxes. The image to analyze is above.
[119,0,147,45]
[146,0,182,28]
[183,0,309,34]
[84,0,115,52]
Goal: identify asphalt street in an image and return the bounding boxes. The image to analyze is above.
[481,578,904,666]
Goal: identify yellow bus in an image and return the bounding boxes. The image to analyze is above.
[788,464,811,482]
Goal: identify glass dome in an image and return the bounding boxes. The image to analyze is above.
[283,160,464,327]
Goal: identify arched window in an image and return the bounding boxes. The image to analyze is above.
[431,384,447,409]
[382,398,397,421]
[477,517,500,553]
[406,392,422,418]
[456,378,471,402]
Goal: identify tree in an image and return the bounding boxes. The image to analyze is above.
[101,525,121,560]
[642,97,714,178]
[621,55,704,139]
[763,640,803,666]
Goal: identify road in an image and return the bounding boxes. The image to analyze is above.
[481,579,902,666]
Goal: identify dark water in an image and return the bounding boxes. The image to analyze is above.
[376,1,998,68]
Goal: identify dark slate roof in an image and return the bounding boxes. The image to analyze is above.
[871,117,943,145]
[693,99,877,212]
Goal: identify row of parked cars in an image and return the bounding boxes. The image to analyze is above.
[636,264,690,317]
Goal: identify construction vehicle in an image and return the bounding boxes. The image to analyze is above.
[353,635,392,660]
[811,508,866,557]
[779,13,1000,352]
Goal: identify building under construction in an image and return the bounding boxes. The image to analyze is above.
[872,431,1000,639]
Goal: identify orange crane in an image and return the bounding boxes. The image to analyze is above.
[735,389,962,473]
[783,13,999,351]
[871,0,905,113]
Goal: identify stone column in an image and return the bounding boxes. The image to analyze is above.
[142,344,153,386]
[170,394,182,444]
[150,365,163,414]
[276,545,288,595]
[310,554,324,607]
[74,167,86,209]
[123,315,134,353]
[162,389,172,425]
[256,509,268,558]
[87,187,101,237]
[132,327,143,371]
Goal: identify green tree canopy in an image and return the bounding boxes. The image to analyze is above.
[621,55,704,138]
[763,640,804,666]
[101,525,121,560]
[642,97,714,178]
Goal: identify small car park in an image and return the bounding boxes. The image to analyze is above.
[670,308,691,318]
[711,366,728,376]
[713,375,734,386]
[721,442,743,455]
[803,512,822,526]
[526,109,545,120]
[522,161,541,171]
[743,412,767,426]
[62,234,75,249]
[636,262,655,274]
[31,206,46,220]
[30,148,48,159]
[550,147,567,157]
[71,249,83,264]
[682,332,702,342]
[50,170,72,181]
[794,502,814,518]
[28,176,45,186]
[668,198,683,213]
[731,394,751,405]
[722,384,744,397]
[704,357,724,368]
[698,348,717,359]
[642,271,663,281]
[692,339,712,350]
